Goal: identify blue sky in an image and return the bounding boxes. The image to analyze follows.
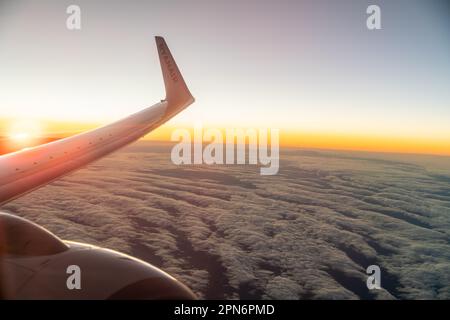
[0,0,449,152]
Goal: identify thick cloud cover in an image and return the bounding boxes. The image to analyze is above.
[3,142,450,299]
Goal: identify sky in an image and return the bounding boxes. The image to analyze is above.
[0,0,449,155]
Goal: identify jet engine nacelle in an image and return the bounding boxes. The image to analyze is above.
[0,212,196,299]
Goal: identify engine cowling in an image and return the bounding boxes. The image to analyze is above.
[0,212,196,300]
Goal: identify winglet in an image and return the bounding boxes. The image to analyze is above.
[155,36,194,117]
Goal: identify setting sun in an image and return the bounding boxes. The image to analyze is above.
[7,119,43,147]
[10,132,31,143]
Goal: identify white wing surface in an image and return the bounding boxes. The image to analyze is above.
[0,37,194,206]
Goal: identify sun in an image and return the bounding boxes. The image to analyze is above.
[10,132,31,143]
[7,119,43,147]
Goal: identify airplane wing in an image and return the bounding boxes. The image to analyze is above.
[0,36,194,206]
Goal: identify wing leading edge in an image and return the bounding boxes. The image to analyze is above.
[0,37,194,206]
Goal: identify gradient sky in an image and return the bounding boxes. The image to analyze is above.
[0,0,449,154]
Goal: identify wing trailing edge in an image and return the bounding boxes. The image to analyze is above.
[0,37,195,206]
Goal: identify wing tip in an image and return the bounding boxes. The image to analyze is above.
[155,36,195,117]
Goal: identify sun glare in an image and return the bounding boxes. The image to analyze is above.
[7,119,43,146]
[10,132,31,142]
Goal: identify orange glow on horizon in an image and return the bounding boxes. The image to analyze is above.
[142,126,450,157]
[279,130,450,157]
[4,118,44,148]
[1,119,449,157]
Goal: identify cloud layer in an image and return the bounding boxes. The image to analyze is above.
[4,142,450,299]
